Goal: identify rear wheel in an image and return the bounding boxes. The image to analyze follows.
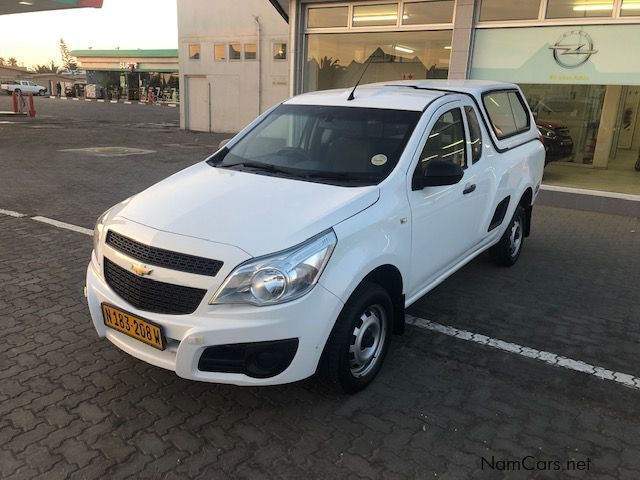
[319,282,392,393]
[489,204,526,267]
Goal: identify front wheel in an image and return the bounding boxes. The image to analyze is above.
[318,282,392,393]
[39,89,46,96]
[489,205,526,267]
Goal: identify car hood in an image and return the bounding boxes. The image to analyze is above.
[114,162,379,257]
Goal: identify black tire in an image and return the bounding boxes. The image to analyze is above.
[318,282,393,394]
[14,89,21,95]
[635,157,640,172]
[39,89,46,96]
[489,204,526,267]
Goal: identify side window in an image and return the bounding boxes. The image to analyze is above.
[509,92,529,130]
[273,42,287,60]
[464,106,482,163]
[229,43,241,61]
[483,90,530,139]
[214,44,226,61]
[415,108,466,178]
[188,44,200,60]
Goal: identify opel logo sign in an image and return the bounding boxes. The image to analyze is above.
[549,30,598,68]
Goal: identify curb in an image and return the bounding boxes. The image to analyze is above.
[538,185,640,217]
[44,95,178,108]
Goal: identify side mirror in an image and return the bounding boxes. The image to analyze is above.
[218,138,232,149]
[412,159,464,190]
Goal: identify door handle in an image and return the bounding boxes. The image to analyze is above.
[463,183,476,195]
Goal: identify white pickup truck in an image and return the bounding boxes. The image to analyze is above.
[1,80,47,96]
[86,80,545,393]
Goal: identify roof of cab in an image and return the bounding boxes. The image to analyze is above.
[284,80,520,111]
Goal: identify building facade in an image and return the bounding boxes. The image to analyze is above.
[282,0,640,195]
[72,49,179,101]
[178,0,290,133]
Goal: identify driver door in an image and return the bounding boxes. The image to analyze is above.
[407,101,491,297]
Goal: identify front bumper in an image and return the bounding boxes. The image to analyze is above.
[86,256,344,385]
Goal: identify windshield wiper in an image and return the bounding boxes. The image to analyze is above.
[301,171,374,184]
[218,161,293,175]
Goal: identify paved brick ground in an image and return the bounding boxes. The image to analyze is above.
[1,99,640,479]
[0,96,225,228]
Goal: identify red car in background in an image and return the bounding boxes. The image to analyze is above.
[536,119,573,164]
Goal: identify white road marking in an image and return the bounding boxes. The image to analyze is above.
[406,315,640,391]
[0,208,25,218]
[31,216,93,236]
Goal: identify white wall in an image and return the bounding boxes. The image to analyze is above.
[178,0,290,133]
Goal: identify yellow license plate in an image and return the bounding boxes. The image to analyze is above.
[102,304,165,350]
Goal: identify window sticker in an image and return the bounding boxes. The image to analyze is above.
[371,154,388,166]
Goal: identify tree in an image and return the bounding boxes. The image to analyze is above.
[0,57,4,66]
[33,61,59,73]
[8,57,18,66]
[59,38,78,71]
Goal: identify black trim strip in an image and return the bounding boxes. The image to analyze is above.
[488,196,511,231]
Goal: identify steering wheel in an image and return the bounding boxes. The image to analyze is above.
[275,147,313,165]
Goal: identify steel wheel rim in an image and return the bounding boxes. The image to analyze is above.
[509,218,523,258]
[349,304,388,378]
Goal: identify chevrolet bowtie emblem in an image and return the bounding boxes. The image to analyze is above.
[131,264,153,277]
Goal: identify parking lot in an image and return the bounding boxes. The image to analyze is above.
[1,96,640,479]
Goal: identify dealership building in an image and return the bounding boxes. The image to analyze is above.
[178,0,640,195]
[4,0,638,199]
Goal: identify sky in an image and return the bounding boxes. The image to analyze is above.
[0,0,177,68]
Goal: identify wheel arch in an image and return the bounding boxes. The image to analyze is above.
[361,264,405,335]
[518,187,534,237]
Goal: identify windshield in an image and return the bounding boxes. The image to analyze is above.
[211,104,421,186]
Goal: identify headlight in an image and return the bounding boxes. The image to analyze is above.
[93,209,110,269]
[210,229,337,306]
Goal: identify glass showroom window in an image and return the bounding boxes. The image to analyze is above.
[521,83,605,165]
[229,43,241,61]
[479,0,541,21]
[188,44,200,60]
[352,3,400,27]
[273,42,287,60]
[546,0,614,18]
[403,0,454,25]
[304,30,452,92]
[621,0,640,16]
[307,6,349,28]
[244,44,257,60]
[214,44,226,61]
